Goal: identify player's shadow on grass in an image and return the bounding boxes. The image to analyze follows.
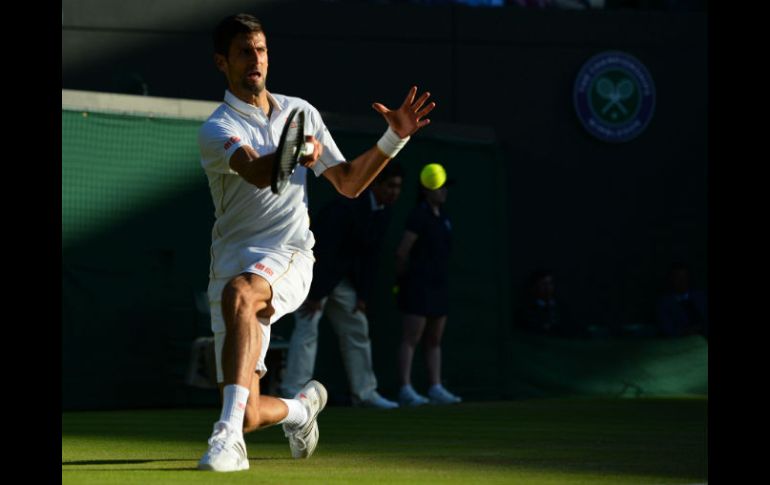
[64,459,181,465]
[63,457,288,470]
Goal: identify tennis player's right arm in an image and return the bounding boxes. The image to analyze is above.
[228,145,274,188]
[231,137,322,189]
[200,120,277,189]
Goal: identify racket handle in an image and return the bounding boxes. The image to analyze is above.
[300,141,315,157]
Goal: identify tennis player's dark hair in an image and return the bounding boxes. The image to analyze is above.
[213,14,265,56]
[374,161,404,186]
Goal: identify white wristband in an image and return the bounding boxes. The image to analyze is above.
[376,127,410,158]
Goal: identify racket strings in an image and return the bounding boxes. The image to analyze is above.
[272,109,305,194]
[280,124,302,174]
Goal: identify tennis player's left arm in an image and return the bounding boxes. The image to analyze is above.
[323,86,435,198]
[322,147,391,198]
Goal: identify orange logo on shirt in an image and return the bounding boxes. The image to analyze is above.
[224,136,241,150]
[254,263,274,276]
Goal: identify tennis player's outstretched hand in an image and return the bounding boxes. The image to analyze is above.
[372,86,435,139]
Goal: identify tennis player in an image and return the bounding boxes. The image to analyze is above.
[197,13,435,472]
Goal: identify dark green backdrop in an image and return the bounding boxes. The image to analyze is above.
[62,107,706,410]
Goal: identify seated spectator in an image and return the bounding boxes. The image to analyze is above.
[517,269,579,337]
[657,262,708,339]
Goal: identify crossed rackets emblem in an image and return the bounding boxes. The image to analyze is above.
[596,77,635,115]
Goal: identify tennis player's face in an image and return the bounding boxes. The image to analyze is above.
[223,32,269,97]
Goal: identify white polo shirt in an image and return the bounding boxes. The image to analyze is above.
[199,90,346,279]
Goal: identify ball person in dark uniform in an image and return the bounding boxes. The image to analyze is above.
[395,163,461,406]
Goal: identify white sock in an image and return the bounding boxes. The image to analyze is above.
[278,398,308,428]
[220,384,250,432]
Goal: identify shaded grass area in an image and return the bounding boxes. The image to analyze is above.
[62,397,707,484]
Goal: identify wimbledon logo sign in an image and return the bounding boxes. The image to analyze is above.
[573,51,656,143]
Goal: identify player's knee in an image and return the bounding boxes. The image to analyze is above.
[222,279,248,308]
[222,277,265,313]
[249,275,272,299]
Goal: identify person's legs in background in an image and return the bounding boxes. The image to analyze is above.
[397,313,430,406]
[281,299,326,398]
[423,315,461,404]
[325,279,398,409]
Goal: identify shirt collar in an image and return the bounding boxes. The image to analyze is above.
[223,90,284,123]
[369,191,385,211]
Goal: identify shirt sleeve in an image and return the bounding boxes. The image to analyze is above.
[306,107,347,177]
[198,118,247,174]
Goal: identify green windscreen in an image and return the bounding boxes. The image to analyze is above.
[62,92,706,410]
[63,110,204,248]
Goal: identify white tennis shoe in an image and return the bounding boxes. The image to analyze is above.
[283,380,328,459]
[198,420,249,472]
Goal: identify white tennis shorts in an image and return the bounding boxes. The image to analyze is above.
[208,249,314,382]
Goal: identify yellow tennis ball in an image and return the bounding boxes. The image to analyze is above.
[420,163,447,190]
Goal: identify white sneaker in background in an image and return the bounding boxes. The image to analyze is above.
[398,384,430,407]
[357,391,399,409]
[427,384,462,405]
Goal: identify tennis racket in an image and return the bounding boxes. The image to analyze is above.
[271,108,314,194]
